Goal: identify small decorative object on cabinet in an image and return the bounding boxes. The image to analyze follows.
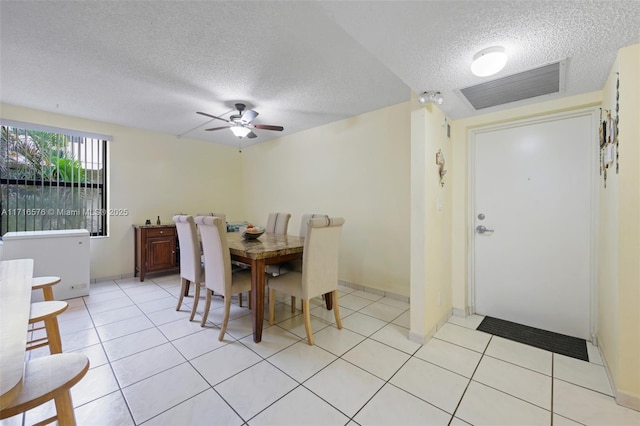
[133,224,179,281]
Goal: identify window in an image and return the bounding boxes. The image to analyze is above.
[1,121,109,236]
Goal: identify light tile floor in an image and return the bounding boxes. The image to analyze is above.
[5,274,640,426]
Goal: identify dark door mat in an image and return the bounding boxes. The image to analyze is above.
[477,316,588,362]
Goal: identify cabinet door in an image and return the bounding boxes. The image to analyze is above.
[147,236,176,271]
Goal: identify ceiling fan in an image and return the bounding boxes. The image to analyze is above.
[196,103,284,139]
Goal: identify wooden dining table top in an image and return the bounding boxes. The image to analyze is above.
[226,232,304,261]
[0,259,34,402]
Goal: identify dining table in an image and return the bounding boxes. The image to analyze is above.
[226,232,306,343]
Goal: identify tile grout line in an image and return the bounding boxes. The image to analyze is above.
[448,334,493,424]
[551,352,555,426]
[34,279,367,425]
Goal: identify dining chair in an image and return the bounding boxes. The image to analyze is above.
[265,212,291,234]
[200,213,250,307]
[173,215,205,321]
[286,214,329,311]
[268,217,345,345]
[195,215,253,341]
[264,212,292,278]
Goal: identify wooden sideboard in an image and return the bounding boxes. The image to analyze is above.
[133,224,179,281]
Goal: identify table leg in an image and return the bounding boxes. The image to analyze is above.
[324,292,333,310]
[251,258,266,343]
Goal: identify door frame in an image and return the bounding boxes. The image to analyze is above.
[467,107,600,342]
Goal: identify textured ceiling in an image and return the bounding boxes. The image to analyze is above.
[1,1,638,147]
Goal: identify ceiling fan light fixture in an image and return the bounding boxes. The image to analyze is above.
[230,125,251,138]
[418,91,444,105]
[471,46,508,77]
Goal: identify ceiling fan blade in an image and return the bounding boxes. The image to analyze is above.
[197,111,229,122]
[254,124,284,131]
[205,125,231,131]
[242,109,259,123]
[247,131,258,139]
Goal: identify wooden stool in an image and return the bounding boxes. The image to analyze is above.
[0,353,90,426]
[27,301,68,354]
[32,276,61,301]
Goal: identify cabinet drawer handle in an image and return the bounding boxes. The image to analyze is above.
[160,231,164,234]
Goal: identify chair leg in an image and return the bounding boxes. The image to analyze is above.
[218,296,232,341]
[248,291,252,310]
[269,288,276,325]
[332,291,342,329]
[53,389,77,426]
[190,282,201,321]
[239,292,243,307]
[44,316,63,354]
[176,278,188,311]
[201,290,212,327]
[302,299,314,345]
[291,296,296,313]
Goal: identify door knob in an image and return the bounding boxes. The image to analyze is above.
[476,225,495,234]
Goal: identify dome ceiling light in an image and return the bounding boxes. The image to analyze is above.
[471,46,508,77]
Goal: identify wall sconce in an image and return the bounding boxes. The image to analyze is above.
[418,91,444,105]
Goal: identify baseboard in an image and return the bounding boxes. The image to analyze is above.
[92,272,135,283]
[452,307,473,318]
[598,340,640,411]
[338,280,409,303]
[616,390,640,411]
[409,309,451,345]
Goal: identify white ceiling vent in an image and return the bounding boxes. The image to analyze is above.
[459,60,566,110]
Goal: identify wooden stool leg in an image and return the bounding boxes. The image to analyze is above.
[44,316,63,354]
[42,286,55,302]
[53,390,77,426]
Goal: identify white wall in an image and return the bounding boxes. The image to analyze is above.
[241,102,411,296]
[1,103,244,280]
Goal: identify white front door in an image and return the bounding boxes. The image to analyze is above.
[472,110,596,339]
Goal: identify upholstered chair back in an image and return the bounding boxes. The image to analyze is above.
[299,214,329,238]
[301,217,345,300]
[195,216,232,296]
[172,215,203,283]
[265,212,291,235]
[196,212,227,225]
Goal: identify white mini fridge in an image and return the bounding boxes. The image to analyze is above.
[2,229,90,301]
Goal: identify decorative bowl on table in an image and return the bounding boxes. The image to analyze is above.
[241,225,265,240]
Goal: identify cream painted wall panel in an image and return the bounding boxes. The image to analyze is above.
[598,55,621,388]
[615,44,640,405]
[410,95,453,343]
[241,102,411,296]
[0,104,244,279]
[422,104,453,330]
